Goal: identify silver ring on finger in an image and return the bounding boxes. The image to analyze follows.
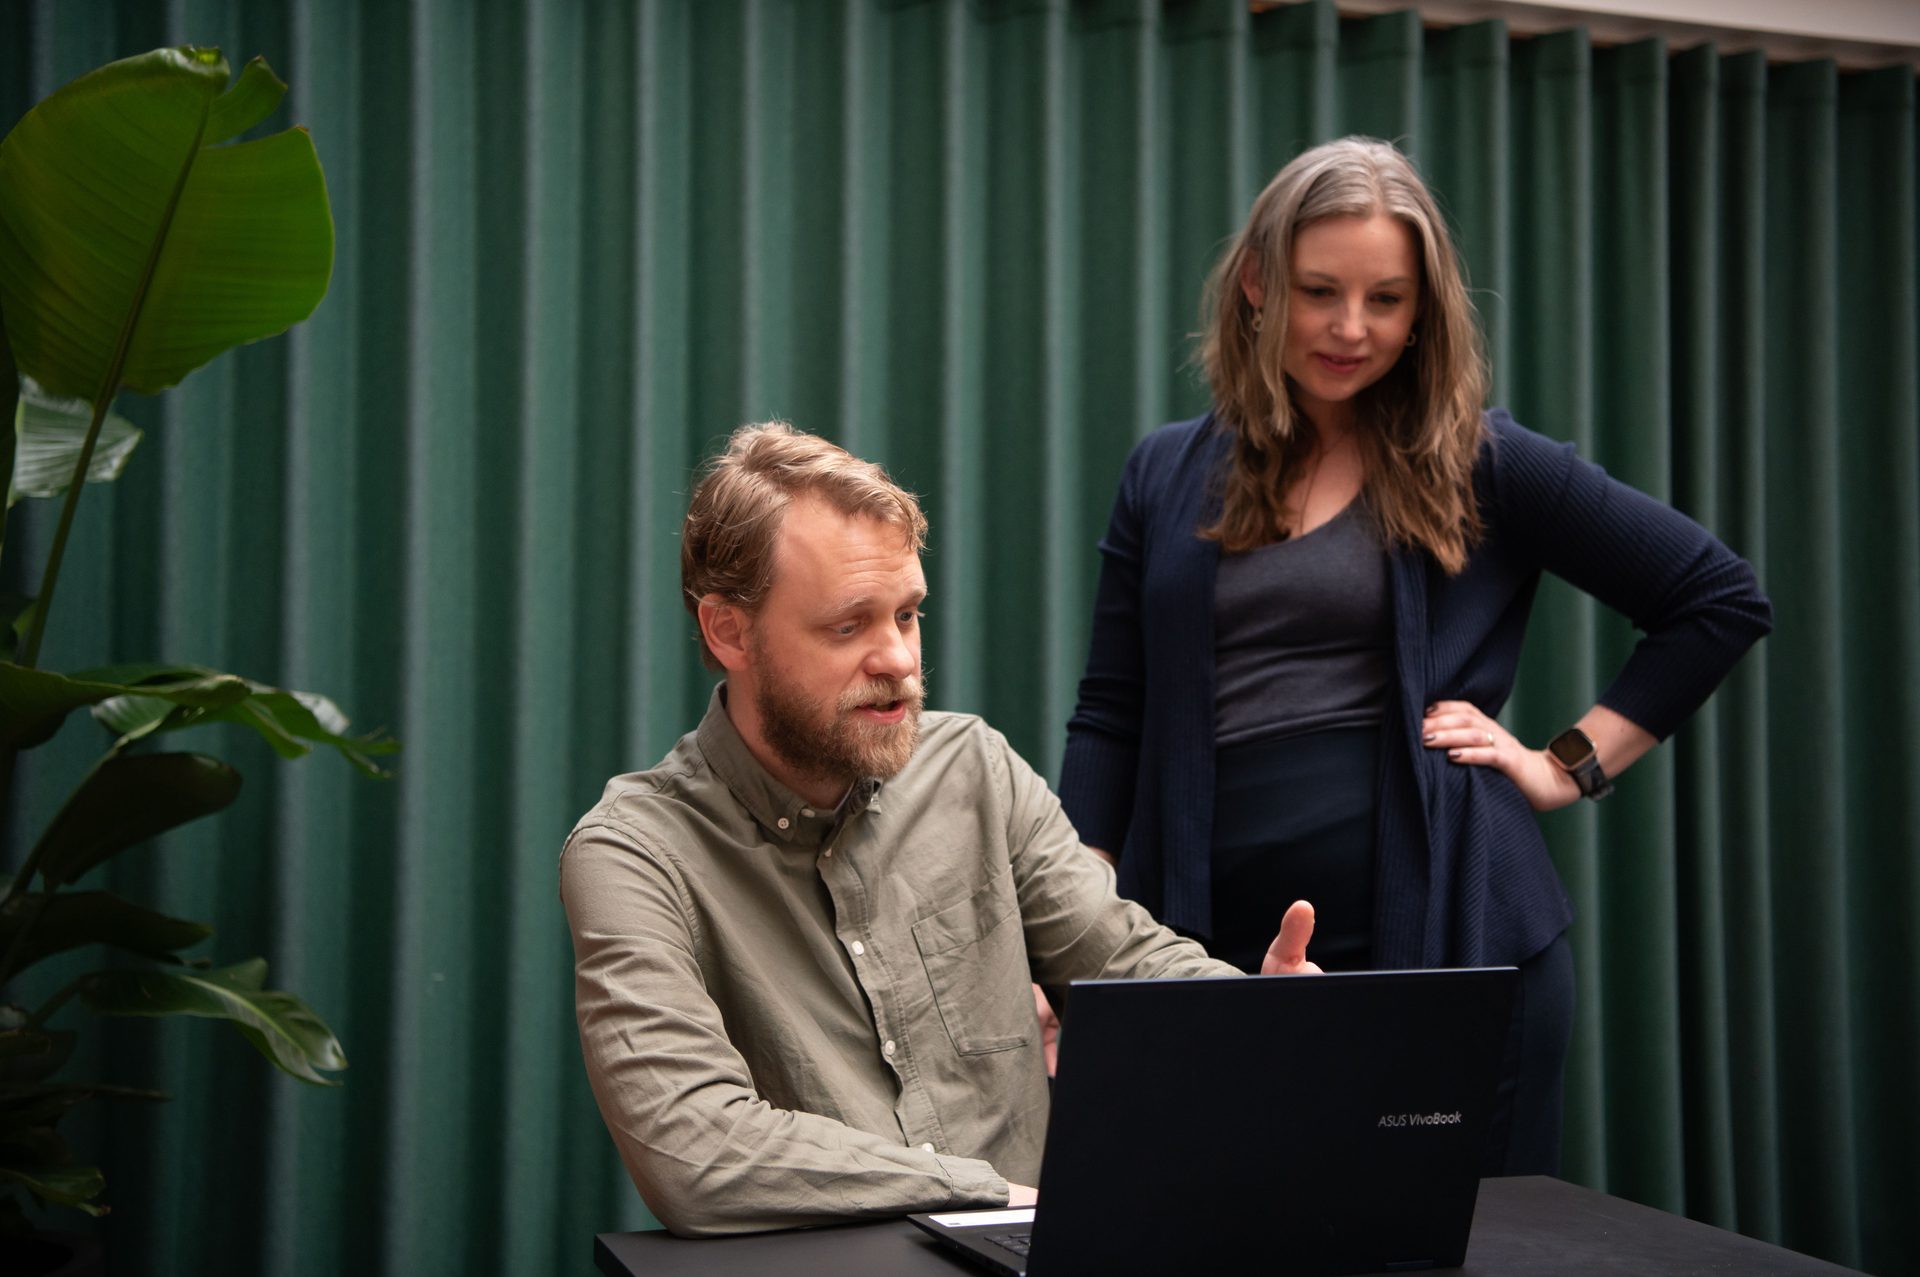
[1484,730,1494,747]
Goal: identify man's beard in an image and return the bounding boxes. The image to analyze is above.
[753,657,925,793]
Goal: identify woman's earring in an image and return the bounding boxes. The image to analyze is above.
[1405,330,1417,347]
[1250,310,1264,333]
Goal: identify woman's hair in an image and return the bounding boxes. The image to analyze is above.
[1197,136,1488,572]
[681,420,927,670]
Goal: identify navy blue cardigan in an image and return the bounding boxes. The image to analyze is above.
[1057,409,1773,968]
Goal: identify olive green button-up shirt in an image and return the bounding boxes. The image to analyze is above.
[561,687,1235,1236]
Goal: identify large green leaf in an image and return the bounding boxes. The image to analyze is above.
[0,893,211,981]
[80,960,345,1086]
[0,659,395,770]
[9,376,141,508]
[0,661,248,751]
[0,48,332,401]
[0,1128,92,1217]
[0,1162,105,1213]
[31,752,241,887]
[89,673,396,777]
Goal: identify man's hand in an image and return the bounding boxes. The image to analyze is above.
[1032,984,1061,1076]
[1259,899,1322,975]
[1007,1182,1040,1207]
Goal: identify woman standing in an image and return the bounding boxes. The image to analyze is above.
[1056,137,1771,1174]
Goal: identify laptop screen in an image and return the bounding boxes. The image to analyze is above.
[1019,968,1516,1275]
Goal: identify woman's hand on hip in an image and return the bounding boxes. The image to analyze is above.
[1421,700,1582,813]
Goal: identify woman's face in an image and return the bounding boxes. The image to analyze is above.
[1272,212,1420,430]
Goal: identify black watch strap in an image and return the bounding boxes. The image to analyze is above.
[1548,727,1614,800]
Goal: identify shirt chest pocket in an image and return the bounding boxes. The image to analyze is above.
[911,868,1032,1056]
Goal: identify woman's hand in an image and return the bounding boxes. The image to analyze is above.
[1421,700,1582,813]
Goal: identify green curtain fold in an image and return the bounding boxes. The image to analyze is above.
[1,1,1914,1273]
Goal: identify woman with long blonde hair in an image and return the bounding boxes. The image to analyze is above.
[1057,137,1771,1173]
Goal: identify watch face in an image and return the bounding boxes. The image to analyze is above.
[1549,729,1595,770]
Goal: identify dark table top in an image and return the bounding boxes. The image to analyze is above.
[595,1174,1862,1276]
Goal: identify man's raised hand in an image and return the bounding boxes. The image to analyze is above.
[1259,899,1322,976]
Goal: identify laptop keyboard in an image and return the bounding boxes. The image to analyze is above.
[988,1232,1033,1257]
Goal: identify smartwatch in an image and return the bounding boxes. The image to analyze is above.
[1547,727,1613,800]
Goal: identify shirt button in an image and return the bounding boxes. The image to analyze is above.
[851,941,865,956]
[920,1142,935,1153]
[802,807,815,817]
[883,1039,896,1057]
[776,817,789,830]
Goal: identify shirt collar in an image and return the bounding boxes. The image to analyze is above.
[694,683,883,846]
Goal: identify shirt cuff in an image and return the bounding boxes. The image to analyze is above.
[933,1153,1011,1209]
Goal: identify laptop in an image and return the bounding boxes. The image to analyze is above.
[908,967,1516,1276]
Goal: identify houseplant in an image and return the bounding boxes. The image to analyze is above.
[0,46,393,1243]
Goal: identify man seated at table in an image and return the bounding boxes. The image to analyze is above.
[560,422,1317,1236]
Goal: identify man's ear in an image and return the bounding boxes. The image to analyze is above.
[699,594,753,672]
[1239,251,1265,312]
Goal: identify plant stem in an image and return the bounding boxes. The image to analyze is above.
[15,394,110,671]
[16,112,208,673]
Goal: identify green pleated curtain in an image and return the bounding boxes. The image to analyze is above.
[1,1,1915,1273]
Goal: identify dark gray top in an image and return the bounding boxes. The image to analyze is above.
[1212,498,1394,747]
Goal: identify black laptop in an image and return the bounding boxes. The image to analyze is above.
[908,967,1517,1276]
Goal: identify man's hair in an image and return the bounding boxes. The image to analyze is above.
[681,421,928,670]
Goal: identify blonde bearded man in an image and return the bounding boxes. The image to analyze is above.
[561,422,1317,1236]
